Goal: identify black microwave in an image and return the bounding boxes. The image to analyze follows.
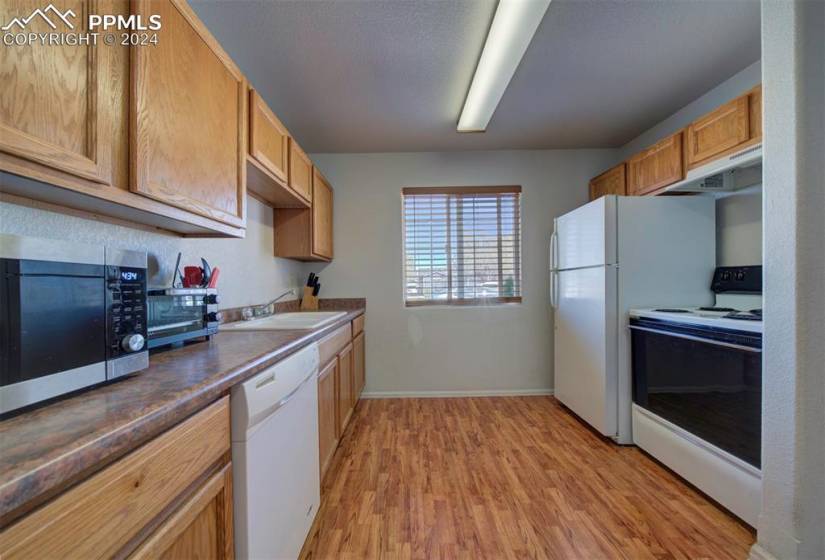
[0,234,148,415]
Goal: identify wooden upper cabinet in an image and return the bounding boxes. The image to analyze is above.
[249,89,289,184]
[289,139,313,204]
[748,85,762,141]
[626,131,684,196]
[131,0,247,228]
[311,168,334,259]
[589,163,626,201]
[686,96,750,169]
[0,0,127,187]
[246,89,310,209]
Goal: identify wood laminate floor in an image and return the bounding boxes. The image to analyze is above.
[300,397,755,560]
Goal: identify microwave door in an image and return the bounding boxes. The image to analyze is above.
[1,259,107,413]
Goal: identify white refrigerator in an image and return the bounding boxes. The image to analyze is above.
[550,195,716,443]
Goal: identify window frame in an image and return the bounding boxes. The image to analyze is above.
[401,185,523,308]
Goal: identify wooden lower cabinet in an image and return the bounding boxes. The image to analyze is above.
[353,331,365,400]
[337,342,354,436]
[0,398,232,559]
[130,464,234,560]
[317,359,339,481]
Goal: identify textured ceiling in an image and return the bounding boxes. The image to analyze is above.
[189,0,760,153]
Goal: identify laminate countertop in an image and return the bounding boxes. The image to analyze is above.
[0,301,365,527]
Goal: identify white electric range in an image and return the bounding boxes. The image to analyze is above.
[628,266,762,526]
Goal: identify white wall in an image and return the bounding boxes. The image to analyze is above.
[752,1,825,558]
[716,185,762,266]
[614,61,764,268]
[309,150,613,396]
[0,195,306,310]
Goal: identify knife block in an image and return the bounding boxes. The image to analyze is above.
[300,287,319,311]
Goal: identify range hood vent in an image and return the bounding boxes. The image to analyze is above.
[665,143,762,193]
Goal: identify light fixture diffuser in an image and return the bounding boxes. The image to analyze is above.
[457,0,552,132]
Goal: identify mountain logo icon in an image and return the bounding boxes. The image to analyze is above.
[2,4,76,31]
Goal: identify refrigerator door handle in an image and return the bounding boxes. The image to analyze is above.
[550,228,558,271]
[550,270,558,308]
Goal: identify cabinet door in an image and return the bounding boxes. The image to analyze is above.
[749,85,762,141]
[353,331,365,400]
[249,89,289,184]
[686,96,749,168]
[131,0,247,228]
[336,343,353,436]
[0,0,127,186]
[312,169,334,259]
[317,359,338,481]
[130,464,234,560]
[626,132,683,195]
[0,398,230,559]
[289,139,313,204]
[589,163,626,201]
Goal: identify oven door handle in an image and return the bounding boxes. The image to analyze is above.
[628,325,762,353]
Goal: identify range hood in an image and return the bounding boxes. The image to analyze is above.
[665,143,762,193]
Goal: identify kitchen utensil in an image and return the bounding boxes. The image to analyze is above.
[172,252,183,288]
[200,258,212,287]
[207,266,221,288]
[183,266,203,288]
[313,283,320,296]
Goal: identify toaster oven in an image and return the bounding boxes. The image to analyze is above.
[147,287,220,349]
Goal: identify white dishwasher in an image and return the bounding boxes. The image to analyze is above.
[231,343,320,560]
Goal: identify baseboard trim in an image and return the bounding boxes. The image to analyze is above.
[360,389,554,399]
[749,543,780,560]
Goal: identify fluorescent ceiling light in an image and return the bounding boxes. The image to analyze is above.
[457,0,552,132]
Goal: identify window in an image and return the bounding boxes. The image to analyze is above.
[402,186,522,306]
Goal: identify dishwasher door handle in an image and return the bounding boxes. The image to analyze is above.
[265,369,317,415]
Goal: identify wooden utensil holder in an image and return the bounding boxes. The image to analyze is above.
[301,286,319,310]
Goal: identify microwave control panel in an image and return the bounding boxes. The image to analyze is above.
[106,265,148,359]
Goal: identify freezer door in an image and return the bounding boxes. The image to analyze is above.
[553,265,618,437]
[554,195,617,270]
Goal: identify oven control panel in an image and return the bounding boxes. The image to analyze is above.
[711,265,762,293]
[106,265,148,359]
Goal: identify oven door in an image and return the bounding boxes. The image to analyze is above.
[1,259,107,413]
[630,317,761,468]
[146,293,207,347]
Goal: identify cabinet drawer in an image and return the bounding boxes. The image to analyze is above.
[0,398,230,560]
[319,323,352,367]
[352,314,365,336]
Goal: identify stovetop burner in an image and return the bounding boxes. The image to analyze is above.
[654,308,690,313]
[698,306,738,312]
[725,311,762,321]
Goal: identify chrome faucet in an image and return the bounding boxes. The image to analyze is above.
[241,289,296,321]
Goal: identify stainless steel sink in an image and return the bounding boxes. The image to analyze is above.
[220,311,347,331]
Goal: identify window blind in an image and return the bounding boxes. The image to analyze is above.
[402,186,522,306]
